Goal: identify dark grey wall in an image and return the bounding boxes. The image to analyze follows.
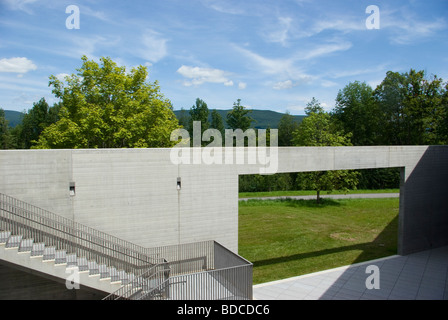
[0,262,104,300]
[399,146,448,255]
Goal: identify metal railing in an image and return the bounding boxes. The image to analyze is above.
[0,193,160,276]
[103,260,171,300]
[164,264,253,300]
[0,193,253,300]
[135,241,253,300]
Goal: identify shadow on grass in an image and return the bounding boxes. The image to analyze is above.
[252,215,398,268]
[242,198,342,208]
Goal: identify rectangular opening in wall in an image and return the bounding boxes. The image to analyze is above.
[238,167,401,285]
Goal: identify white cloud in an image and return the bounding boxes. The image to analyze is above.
[273,80,294,90]
[0,57,37,73]
[367,78,383,90]
[298,41,352,61]
[234,42,347,83]
[327,65,387,79]
[264,16,294,46]
[234,46,297,78]
[64,35,116,60]
[385,17,446,45]
[310,18,365,35]
[177,65,233,87]
[137,29,168,63]
[321,80,338,88]
[55,73,70,81]
[200,0,246,15]
[80,5,109,22]
[238,82,247,90]
[2,0,38,14]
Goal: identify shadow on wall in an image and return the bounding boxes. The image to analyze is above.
[398,145,448,255]
[315,145,448,300]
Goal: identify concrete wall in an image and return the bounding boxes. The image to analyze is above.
[0,146,447,255]
[398,146,448,255]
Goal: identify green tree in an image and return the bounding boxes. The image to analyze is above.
[226,99,254,131]
[373,69,445,145]
[34,56,179,149]
[304,97,324,115]
[211,110,225,133]
[177,107,190,129]
[278,112,300,146]
[188,98,210,144]
[0,108,12,149]
[332,81,380,146]
[292,99,359,203]
[210,109,225,146]
[438,82,448,144]
[19,98,60,148]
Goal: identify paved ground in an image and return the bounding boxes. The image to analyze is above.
[253,245,448,300]
[240,193,399,201]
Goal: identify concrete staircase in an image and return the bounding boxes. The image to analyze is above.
[0,192,253,300]
[0,230,133,295]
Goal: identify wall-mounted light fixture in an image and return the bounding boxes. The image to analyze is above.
[177,177,181,190]
[69,182,76,196]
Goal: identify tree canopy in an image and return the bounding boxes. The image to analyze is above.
[373,69,446,145]
[34,56,180,149]
[0,109,11,149]
[226,99,254,131]
[278,112,300,147]
[188,98,210,141]
[332,81,379,146]
[293,98,359,203]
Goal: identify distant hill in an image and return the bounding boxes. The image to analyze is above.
[3,108,305,130]
[174,109,304,129]
[3,110,24,128]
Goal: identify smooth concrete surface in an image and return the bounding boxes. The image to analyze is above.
[1,146,447,255]
[253,246,448,300]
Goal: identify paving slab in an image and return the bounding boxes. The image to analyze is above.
[253,246,448,300]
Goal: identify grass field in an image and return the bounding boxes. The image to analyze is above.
[238,197,399,285]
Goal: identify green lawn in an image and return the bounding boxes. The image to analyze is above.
[238,197,399,285]
[239,188,399,198]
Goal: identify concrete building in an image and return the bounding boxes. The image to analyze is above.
[1,146,447,256]
[0,146,448,299]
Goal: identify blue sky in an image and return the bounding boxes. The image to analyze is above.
[0,0,447,115]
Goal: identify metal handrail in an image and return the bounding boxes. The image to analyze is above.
[0,193,160,275]
[0,193,253,300]
[103,261,170,300]
[137,271,172,300]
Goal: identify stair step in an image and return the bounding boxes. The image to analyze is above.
[0,231,11,244]
[109,267,121,282]
[0,231,156,299]
[19,238,34,252]
[43,247,56,261]
[77,257,89,272]
[99,264,111,279]
[6,235,22,248]
[55,250,66,264]
[31,243,45,257]
[66,253,77,267]
[88,261,99,276]
[118,270,131,284]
